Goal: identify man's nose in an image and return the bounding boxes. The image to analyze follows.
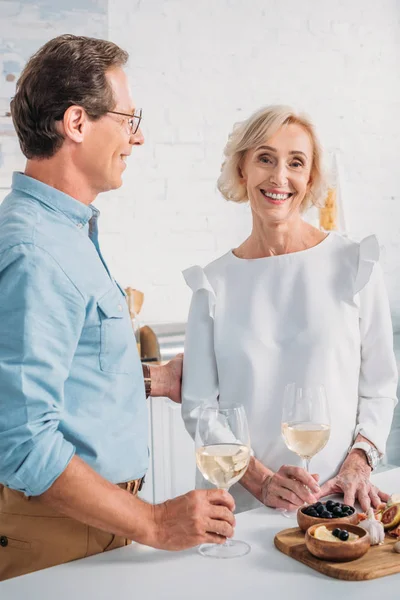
[130,127,144,146]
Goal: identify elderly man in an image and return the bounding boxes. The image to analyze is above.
[0,34,235,581]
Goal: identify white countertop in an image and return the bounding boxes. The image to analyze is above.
[2,468,400,600]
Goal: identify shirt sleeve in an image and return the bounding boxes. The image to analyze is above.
[355,262,398,455]
[181,268,219,440]
[0,243,86,496]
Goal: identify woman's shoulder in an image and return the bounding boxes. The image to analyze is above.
[182,251,232,298]
[328,232,381,294]
[204,250,235,279]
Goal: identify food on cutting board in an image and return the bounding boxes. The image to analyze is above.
[301,500,355,519]
[358,508,385,545]
[381,503,400,531]
[389,524,400,538]
[393,541,400,554]
[313,525,359,542]
[356,494,400,538]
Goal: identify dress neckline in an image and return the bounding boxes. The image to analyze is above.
[230,232,333,262]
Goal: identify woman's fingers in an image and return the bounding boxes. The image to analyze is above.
[377,489,390,502]
[279,465,320,494]
[342,484,357,509]
[356,485,371,512]
[281,477,318,505]
[369,487,381,509]
[274,498,299,511]
[317,478,337,499]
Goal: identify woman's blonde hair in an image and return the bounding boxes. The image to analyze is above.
[217,105,326,211]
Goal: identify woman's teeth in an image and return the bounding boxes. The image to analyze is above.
[261,190,291,200]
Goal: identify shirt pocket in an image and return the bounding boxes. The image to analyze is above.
[97,287,137,374]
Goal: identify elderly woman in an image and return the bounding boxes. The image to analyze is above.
[182,105,398,514]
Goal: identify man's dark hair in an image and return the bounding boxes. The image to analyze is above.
[11,34,129,159]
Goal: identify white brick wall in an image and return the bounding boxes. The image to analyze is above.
[104,0,400,327]
[2,1,400,328]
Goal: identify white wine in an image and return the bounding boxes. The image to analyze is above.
[196,443,251,489]
[282,422,330,459]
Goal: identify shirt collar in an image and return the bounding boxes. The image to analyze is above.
[12,172,99,227]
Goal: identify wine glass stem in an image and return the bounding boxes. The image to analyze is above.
[220,486,231,547]
[303,458,310,473]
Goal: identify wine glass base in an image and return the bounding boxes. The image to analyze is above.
[198,540,251,559]
[279,508,298,519]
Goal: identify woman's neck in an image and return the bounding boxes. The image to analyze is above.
[234,215,326,259]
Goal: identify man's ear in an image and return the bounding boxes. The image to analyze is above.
[62,105,87,144]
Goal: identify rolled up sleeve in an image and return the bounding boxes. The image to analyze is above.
[355,263,399,455]
[0,244,85,495]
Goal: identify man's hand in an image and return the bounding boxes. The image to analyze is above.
[317,450,389,512]
[149,354,183,404]
[152,489,235,550]
[262,465,320,511]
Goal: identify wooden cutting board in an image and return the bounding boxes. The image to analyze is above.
[274,527,400,581]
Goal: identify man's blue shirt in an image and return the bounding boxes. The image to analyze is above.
[0,173,148,496]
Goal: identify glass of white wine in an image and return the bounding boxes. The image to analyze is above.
[281,383,330,517]
[195,404,251,558]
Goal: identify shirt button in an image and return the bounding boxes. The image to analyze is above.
[117,304,123,312]
[77,223,83,229]
[0,536,8,547]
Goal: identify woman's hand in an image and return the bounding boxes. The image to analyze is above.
[262,465,321,511]
[317,450,389,512]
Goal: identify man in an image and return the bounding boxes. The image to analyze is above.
[0,35,235,581]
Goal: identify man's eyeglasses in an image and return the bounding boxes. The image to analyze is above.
[106,108,142,135]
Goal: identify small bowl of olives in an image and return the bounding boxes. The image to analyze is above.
[297,500,358,532]
[305,523,370,562]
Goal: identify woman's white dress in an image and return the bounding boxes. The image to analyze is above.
[182,233,398,513]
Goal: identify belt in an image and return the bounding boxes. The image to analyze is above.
[118,477,145,496]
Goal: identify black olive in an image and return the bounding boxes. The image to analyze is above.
[321,511,331,518]
[342,505,351,512]
[339,530,349,541]
[308,509,319,517]
[332,528,341,538]
[326,500,335,511]
[332,506,343,516]
[316,505,325,515]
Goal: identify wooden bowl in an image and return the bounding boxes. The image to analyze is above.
[305,523,370,562]
[297,505,358,533]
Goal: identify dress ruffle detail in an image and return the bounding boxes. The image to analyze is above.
[354,235,380,295]
[183,266,216,319]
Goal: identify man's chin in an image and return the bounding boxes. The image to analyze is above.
[103,176,123,192]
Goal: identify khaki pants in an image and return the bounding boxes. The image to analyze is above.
[0,482,139,581]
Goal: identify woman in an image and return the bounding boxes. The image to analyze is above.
[181,105,398,514]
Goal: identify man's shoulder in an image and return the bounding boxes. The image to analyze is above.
[0,192,85,297]
[0,191,39,251]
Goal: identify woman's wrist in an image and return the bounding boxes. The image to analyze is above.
[142,363,152,398]
[146,364,169,398]
[240,456,274,503]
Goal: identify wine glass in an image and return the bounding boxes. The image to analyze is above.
[195,404,251,558]
[281,383,330,517]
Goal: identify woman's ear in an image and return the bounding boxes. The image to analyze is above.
[238,162,246,183]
